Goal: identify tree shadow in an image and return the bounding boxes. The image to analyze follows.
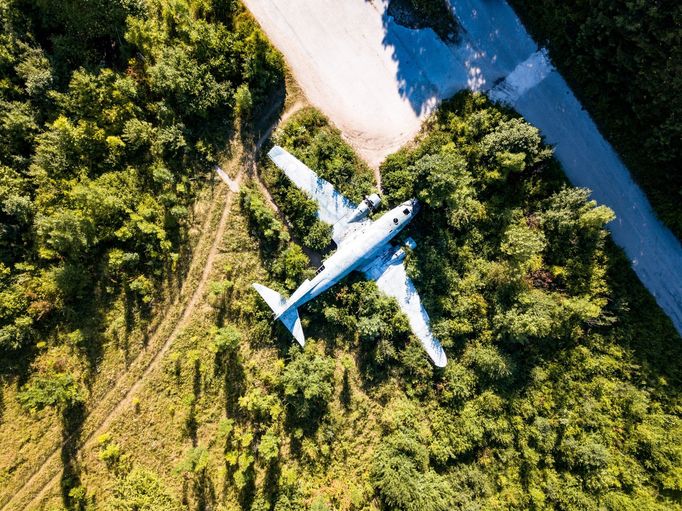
[185,358,202,446]
[238,469,256,511]
[194,469,217,511]
[380,0,469,116]
[263,459,282,509]
[215,345,246,419]
[53,263,109,387]
[340,367,352,411]
[237,69,286,160]
[0,383,4,425]
[600,243,682,398]
[60,401,85,509]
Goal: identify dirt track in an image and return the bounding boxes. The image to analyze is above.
[1,102,304,511]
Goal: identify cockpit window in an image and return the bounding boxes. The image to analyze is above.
[315,265,325,275]
[403,208,410,215]
[393,218,399,224]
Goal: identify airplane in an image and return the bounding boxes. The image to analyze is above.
[252,146,447,367]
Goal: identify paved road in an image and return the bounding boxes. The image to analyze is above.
[243,0,682,334]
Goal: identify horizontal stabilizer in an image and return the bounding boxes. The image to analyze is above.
[252,283,305,346]
[252,283,286,315]
[279,307,305,347]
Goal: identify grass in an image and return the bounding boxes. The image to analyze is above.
[0,177,230,509]
[32,194,385,509]
[2,93,679,510]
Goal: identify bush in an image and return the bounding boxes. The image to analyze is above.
[240,186,289,258]
[109,467,182,511]
[281,344,335,423]
[18,372,83,412]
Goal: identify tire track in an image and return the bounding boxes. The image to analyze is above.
[2,102,303,511]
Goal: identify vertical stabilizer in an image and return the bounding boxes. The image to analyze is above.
[252,283,305,346]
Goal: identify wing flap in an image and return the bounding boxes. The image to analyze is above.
[361,246,447,367]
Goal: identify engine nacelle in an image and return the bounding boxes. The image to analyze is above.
[346,193,381,223]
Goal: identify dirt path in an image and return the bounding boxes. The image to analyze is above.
[0,183,227,511]
[18,182,241,511]
[1,103,303,511]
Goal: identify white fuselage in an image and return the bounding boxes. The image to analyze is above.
[276,200,418,317]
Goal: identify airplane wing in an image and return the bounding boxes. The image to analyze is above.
[360,240,447,367]
[267,146,373,245]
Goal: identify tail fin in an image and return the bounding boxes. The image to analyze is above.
[252,283,305,346]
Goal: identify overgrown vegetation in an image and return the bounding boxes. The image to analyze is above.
[261,108,375,252]
[0,0,283,506]
[372,92,681,510]
[0,0,282,382]
[10,95,677,509]
[509,0,682,238]
[252,95,681,510]
[1,0,680,508]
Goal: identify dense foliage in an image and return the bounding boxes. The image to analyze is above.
[254,95,681,510]
[371,93,681,510]
[1,1,680,508]
[509,0,682,238]
[0,0,282,365]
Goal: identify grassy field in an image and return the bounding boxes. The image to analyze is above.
[0,177,230,509]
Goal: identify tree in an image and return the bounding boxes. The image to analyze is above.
[272,244,310,290]
[281,344,335,423]
[500,218,546,267]
[18,371,83,413]
[372,400,453,511]
[480,117,552,170]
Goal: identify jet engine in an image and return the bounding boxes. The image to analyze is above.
[346,193,381,223]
